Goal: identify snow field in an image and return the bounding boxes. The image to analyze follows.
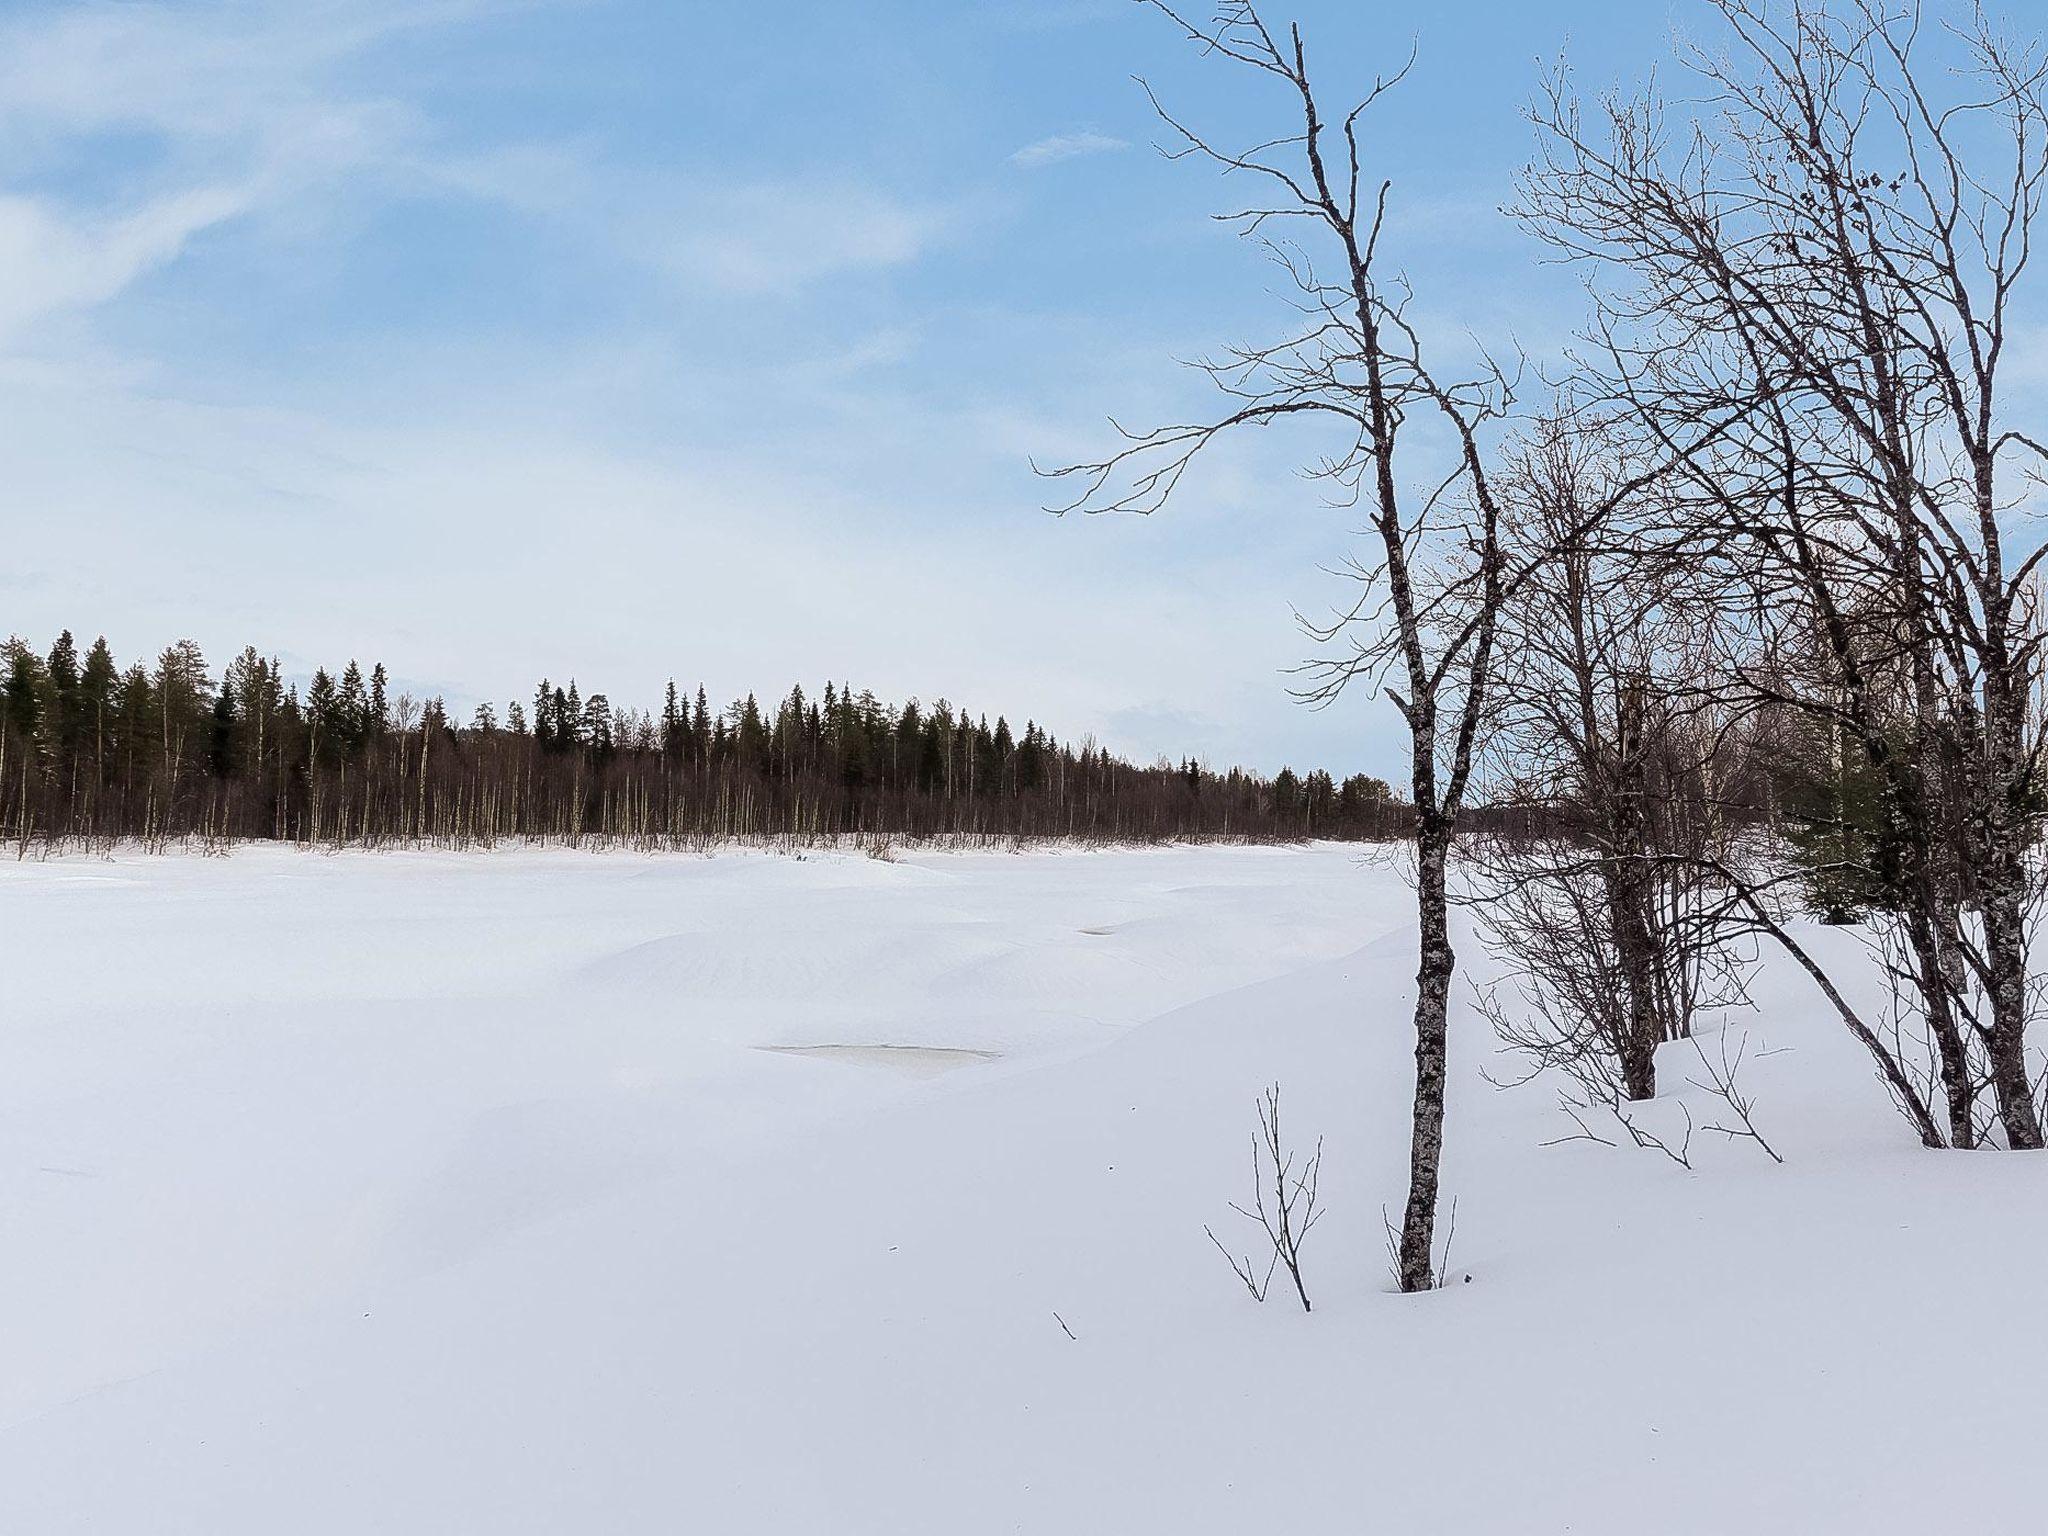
[0,843,2040,1532]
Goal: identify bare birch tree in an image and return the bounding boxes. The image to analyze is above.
[1044,1,1516,1291]
[1521,0,2048,1147]
[1473,413,1758,1103]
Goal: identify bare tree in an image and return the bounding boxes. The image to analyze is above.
[1205,1083,1324,1311]
[1473,412,1760,1102]
[1046,1,1514,1291]
[1690,1031,1785,1164]
[1521,0,2048,1147]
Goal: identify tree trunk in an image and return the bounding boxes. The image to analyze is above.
[1397,824,1455,1292]
[1980,866,2046,1149]
[1606,854,1662,1101]
[1904,908,1978,1149]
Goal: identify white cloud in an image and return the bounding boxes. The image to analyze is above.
[659,182,955,295]
[0,1,441,155]
[0,184,253,341]
[0,1,484,345]
[1009,132,1129,169]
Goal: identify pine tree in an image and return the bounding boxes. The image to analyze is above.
[661,680,685,757]
[208,675,238,779]
[1017,720,1043,793]
[152,640,212,788]
[1272,767,1302,820]
[533,679,555,751]
[45,630,82,770]
[582,693,615,760]
[338,661,368,761]
[736,693,767,772]
[80,636,117,779]
[3,638,45,752]
[115,663,151,783]
[307,668,337,766]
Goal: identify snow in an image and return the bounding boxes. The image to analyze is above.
[1,842,2042,1532]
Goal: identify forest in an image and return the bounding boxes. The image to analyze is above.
[0,631,1400,849]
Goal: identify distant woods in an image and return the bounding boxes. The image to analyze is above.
[0,631,1399,851]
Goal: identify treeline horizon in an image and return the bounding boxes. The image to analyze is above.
[0,630,1402,851]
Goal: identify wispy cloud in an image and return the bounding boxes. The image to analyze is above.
[657,181,956,295]
[0,184,253,342]
[1009,132,1129,169]
[0,1,494,343]
[0,1,439,156]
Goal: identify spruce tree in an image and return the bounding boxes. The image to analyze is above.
[80,636,117,779]
[338,661,368,761]
[533,679,555,751]
[661,680,685,757]
[307,668,337,766]
[208,677,237,779]
[45,630,81,770]
[3,639,45,751]
[1272,767,1302,821]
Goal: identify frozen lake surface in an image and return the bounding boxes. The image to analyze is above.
[1,843,2041,1532]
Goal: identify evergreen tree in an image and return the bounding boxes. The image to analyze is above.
[338,661,368,760]
[115,664,151,782]
[582,693,615,760]
[661,680,685,757]
[1780,722,1911,923]
[3,639,45,752]
[1304,769,1335,830]
[1017,720,1043,793]
[534,679,555,751]
[1272,766,1302,820]
[208,675,238,779]
[152,640,212,786]
[80,636,118,777]
[306,668,337,766]
[46,630,82,768]
[736,693,767,772]
[367,663,390,739]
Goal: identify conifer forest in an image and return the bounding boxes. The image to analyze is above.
[0,631,1398,849]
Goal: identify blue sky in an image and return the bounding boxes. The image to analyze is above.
[0,0,1685,778]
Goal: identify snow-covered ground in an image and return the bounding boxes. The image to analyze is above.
[1,843,2041,1532]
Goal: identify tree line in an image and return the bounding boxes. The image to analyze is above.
[0,631,1400,850]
